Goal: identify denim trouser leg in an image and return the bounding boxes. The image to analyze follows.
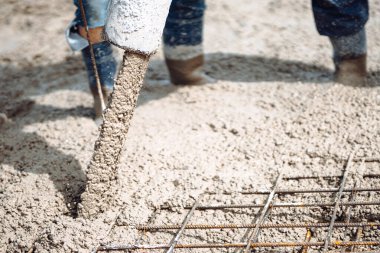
[312,0,368,60]
[163,0,206,60]
[312,0,369,37]
[81,42,117,91]
[73,0,109,28]
[70,0,116,91]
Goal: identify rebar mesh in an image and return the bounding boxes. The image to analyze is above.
[95,155,380,252]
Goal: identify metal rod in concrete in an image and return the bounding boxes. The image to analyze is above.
[135,221,380,231]
[238,187,380,195]
[178,201,380,210]
[97,241,380,251]
[245,173,282,253]
[300,228,313,253]
[284,173,380,180]
[323,153,353,252]
[166,198,199,253]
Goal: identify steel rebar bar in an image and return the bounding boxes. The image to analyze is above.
[284,173,380,180]
[328,251,379,253]
[176,200,380,210]
[350,163,366,252]
[300,228,313,253]
[135,221,380,231]
[78,0,106,111]
[105,158,380,253]
[245,173,282,253]
[97,241,380,251]
[341,165,363,253]
[351,226,363,252]
[237,187,380,195]
[352,157,380,162]
[282,156,379,166]
[323,153,353,252]
[166,198,199,253]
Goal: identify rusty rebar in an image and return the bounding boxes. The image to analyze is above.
[328,251,379,253]
[300,228,313,253]
[351,226,363,252]
[237,187,380,195]
[323,153,353,252]
[135,221,380,231]
[105,158,379,253]
[284,173,380,180]
[97,241,380,251]
[176,200,380,210]
[282,156,379,167]
[352,157,380,162]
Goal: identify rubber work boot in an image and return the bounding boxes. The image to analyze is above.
[334,54,367,86]
[165,55,213,85]
[330,29,367,86]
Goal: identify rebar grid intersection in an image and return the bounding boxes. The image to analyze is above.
[97,155,380,252]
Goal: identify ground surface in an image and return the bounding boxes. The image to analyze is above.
[1,0,380,252]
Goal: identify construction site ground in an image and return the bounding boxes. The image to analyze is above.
[1,0,380,252]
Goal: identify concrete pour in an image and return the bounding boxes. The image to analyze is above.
[0,0,379,252]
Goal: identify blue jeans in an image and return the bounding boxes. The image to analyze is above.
[313,0,369,61]
[312,0,369,37]
[72,0,116,91]
[163,0,205,47]
[73,0,109,28]
[72,0,369,46]
[81,42,117,91]
[162,0,369,45]
[72,0,369,87]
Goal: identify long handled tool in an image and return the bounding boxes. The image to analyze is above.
[78,0,106,112]
[79,0,173,218]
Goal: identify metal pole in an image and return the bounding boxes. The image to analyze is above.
[176,200,380,210]
[244,173,282,253]
[97,241,380,251]
[238,187,380,195]
[166,198,200,253]
[284,173,380,180]
[78,0,106,111]
[136,221,380,231]
[323,153,354,252]
[300,228,313,253]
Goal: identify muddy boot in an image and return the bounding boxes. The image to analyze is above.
[334,54,367,86]
[81,41,117,123]
[165,53,213,85]
[330,29,367,86]
[163,0,213,85]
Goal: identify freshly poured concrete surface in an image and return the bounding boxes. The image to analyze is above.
[1,0,380,252]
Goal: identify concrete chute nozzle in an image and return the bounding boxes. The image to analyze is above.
[105,0,172,55]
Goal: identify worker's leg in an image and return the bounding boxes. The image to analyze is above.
[81,42,116,119]
[69,0,117,120]
[312,0,369,85]
[163,0,213,85]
